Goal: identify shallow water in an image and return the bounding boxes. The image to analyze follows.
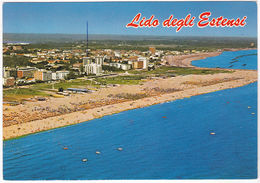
[3,50,257,180]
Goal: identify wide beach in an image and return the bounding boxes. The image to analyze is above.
[3,49,257,140]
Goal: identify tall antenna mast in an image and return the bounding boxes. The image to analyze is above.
[86,21,89,57]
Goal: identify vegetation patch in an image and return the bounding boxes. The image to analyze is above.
[3,88,51,102]
[95,75,146,85]
[108,93,148,100]
[144,87,182,94]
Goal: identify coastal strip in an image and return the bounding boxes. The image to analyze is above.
[163,48,256,67]
[3,69,257,140]
[163,51,222,67]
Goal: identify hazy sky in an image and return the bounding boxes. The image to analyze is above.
[3,1,257,37]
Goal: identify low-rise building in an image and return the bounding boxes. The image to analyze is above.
[34,69,52,81]
[3,67,10,78]
[3,77,15,87]
[149,47,156,55]
[17,67,37,78]
[114,51,122,58]
[52,73,57,80]
[109,62,120,69]
[133,61,144,69]
[138,57,148,69]
[109,62,132,70]
[56,70,70,80]
[12,46,22,51]
[120,64,132,70]
[183,50,190,54]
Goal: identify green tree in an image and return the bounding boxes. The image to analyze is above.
[66,71,77,80]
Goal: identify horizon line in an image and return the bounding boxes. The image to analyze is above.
[3,32,257,39]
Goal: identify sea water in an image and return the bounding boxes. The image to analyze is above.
[3,50,257,180]
[192,49,257,70]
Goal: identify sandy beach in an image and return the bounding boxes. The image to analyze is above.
[3,67,257,140]
[163,51,222,67]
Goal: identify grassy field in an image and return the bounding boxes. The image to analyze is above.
[3,66,232,102]
[94,75,146,85]
[31,79,94,90]
[3,88,52,102]
[3,79,95,102]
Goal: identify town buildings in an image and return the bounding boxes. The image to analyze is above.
[3,42,178,87]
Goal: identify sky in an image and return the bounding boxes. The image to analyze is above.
[3,1,257,37]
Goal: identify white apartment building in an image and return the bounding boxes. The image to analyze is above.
[56,70,70,80]
[138,57,148,69]
[83,56,103,75]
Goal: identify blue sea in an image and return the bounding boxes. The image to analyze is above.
[192,49,257,70]
[3,50,257,180]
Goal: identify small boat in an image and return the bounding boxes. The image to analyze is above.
[63,147,68,150]
[82,159,88,162]
[96,151,101,154]
[117,147,123,151]
[210,132,216,135]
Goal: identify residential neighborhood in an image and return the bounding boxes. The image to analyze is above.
[3,42,206,87]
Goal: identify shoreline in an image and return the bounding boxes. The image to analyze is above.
[3,70,257,140]
[4,81,257,142]
[3,48,258,140]
[163,48,256,67]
